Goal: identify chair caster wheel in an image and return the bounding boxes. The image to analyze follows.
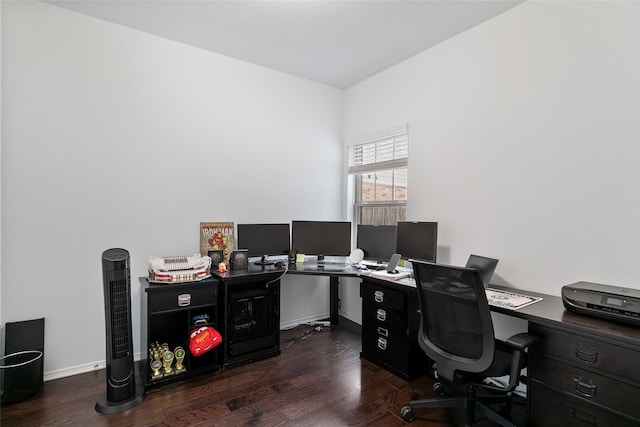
[433,381,445,396]
[401,406,415,422]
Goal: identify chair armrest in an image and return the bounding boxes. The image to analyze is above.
[503,333,542,392]
[505,332,541,350]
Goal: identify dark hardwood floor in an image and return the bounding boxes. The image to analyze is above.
[1,320,513,426]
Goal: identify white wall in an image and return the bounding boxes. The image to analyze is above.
[0,1,3,337]
[340,1,640,323]
[4,0,639,380]
[1,1,343,379]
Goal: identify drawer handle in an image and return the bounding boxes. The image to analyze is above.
[573,377,597,398]
[178,294,191,307]
[374,290,384,303]
[377,337,387,350]
[575,345,598,364]
[377,326,389,337]
[376,309,387,322]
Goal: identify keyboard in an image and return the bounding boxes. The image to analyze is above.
[360,262,387,270]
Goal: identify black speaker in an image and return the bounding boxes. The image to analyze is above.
[95,248,145,414]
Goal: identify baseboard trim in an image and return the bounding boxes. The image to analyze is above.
[45,314,362,381]
[280,313,330,330]
[44,352,143,382]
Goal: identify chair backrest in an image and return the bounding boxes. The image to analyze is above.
[411,260,495,384]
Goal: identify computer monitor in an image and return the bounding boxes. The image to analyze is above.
[395,221,438,262]
[356,224,397,262]
[291,220,352,261]
[236,223,290,265]
[465,254,499,287]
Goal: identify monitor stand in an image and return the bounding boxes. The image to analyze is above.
[253,255,275,266]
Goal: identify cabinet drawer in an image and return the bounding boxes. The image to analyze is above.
[363,303,406,334]
[530,324,640,382]
[148,286,216,312]
[362,328,408,370]
[529,381,639,427]
[530,354,640,419]
[362,282,406,311]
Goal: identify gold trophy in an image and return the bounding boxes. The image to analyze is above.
[174,346,186,374]
[149,342,163,379]
[150,359,163,379]
[162,349,175,376]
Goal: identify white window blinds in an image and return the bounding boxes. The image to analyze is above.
[347,124,408,174]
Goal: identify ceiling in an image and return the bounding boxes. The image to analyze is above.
[45,0,524,89]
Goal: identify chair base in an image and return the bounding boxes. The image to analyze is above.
[401,393,517,427]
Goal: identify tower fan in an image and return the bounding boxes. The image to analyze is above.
[95,248,145,414]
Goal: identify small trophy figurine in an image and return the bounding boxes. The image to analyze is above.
[151,342,163,362]
[150,359,163,379]
[149,342,163,379]
[174,346,186,374]
[162,349,175,376]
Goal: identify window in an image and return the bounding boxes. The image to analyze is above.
[347,124,408,226]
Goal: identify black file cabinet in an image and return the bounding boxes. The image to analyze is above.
[140,278,221,388]
[360,277,430,380]
[528,322,640,426]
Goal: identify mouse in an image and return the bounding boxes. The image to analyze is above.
[274,261,286,268]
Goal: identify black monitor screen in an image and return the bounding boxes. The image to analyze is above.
[237,223,290,262]
[291,221,352,260]
[396,221,438,262]
[357,224,397,261]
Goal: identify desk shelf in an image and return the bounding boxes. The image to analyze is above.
[213,269,281,370]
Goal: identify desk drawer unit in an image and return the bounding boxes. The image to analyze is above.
[528,323,640,425]
[362,302,408,369]
[360,278,428,380]
[529,382,638,427]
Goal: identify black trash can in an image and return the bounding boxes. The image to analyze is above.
[0,350,44,403]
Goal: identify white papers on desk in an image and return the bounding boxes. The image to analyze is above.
[369,270,411,281]
[485,288,542,310]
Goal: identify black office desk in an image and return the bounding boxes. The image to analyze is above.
[230,261,408,325]
[482,285,640,425]
[214,261,371,327]
[142,267,640,423]
[366,280,640,425]
[287,262,362,324]
[488,284,640,348]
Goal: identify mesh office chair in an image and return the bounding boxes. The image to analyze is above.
[401,260,539,426]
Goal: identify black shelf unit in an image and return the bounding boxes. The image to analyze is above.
[140,277,221,388]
